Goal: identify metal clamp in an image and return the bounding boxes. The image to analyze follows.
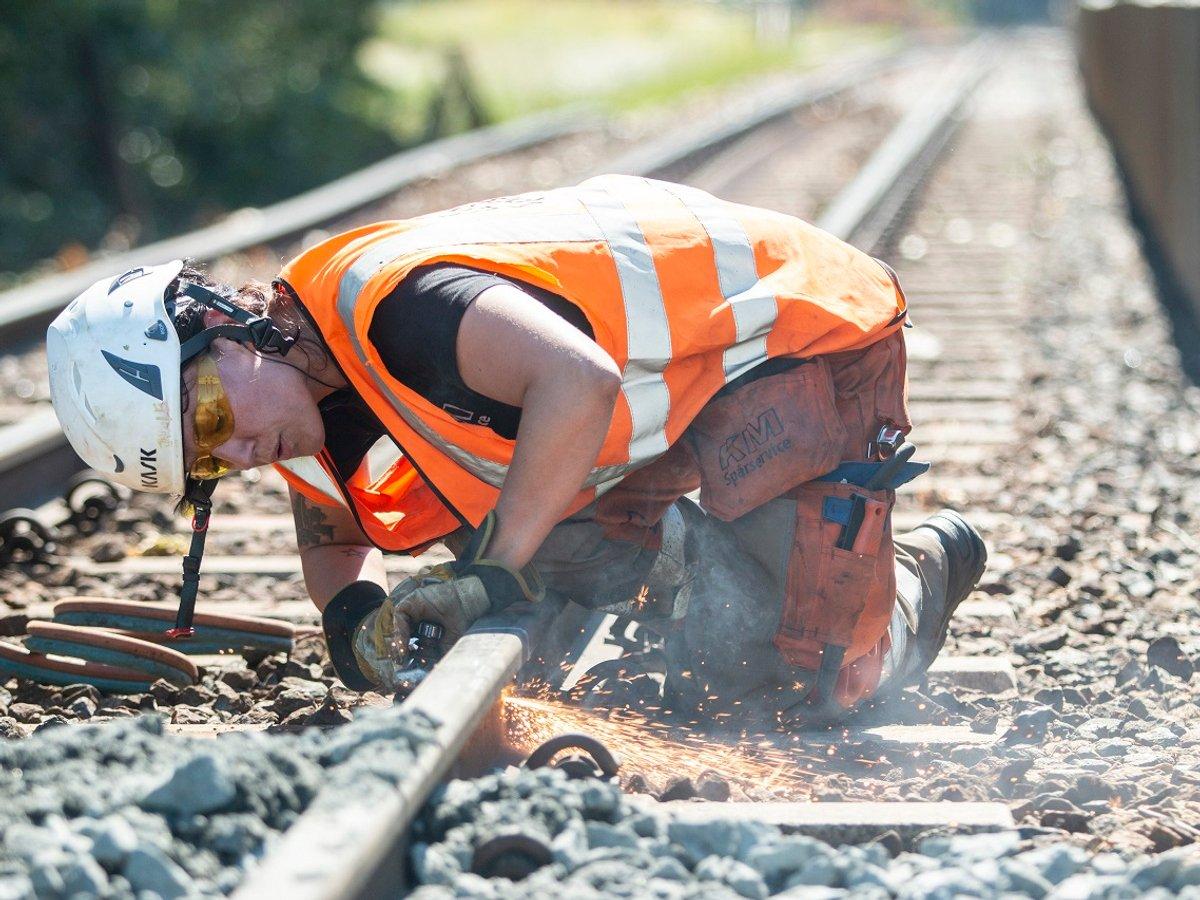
[0,510,57,566]
[868,425,905,460]
[523,733,620,781]
[470,834,553,880]
[64,472,127,535]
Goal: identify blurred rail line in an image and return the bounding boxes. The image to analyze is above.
[0,109,591,342]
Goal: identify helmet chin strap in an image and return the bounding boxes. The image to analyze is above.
[176,282,296,363]
[169,477,218,638]
[168,281,294,638]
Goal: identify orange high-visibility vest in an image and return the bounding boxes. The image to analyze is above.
[274,175,906,553]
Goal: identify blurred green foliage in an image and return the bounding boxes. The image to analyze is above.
[0,0,399,275]
[367,0,816,129]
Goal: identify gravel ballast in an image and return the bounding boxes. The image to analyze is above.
[409,769,1200,899]
[0,708,435,898]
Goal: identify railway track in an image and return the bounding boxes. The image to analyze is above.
[8,31,1187,900]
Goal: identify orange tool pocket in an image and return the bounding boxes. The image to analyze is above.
[772,480,897,690]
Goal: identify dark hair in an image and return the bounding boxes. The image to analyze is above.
[169,260,331,511]
[168,261,329,373]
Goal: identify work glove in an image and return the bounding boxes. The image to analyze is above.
[370,511,543,671]
[325,512,542,692]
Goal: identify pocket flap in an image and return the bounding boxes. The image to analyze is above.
[821,496,854,527]
[816,459,930,490]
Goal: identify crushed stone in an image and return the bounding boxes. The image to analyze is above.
[409,768,1200,899]
[0,707,435,898]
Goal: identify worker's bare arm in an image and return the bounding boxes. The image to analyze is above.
[457,283,621,569]
[289,487,387,610]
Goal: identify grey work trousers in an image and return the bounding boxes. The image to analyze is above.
[529,495,925,722]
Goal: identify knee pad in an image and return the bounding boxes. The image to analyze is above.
[597,501,694,621]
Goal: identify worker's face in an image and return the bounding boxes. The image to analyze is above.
[181,337,326,476]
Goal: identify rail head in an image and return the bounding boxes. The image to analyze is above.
[234,600,557,900]
[0,409,67,473]
[816,37,996,245]
[597,45,911,180]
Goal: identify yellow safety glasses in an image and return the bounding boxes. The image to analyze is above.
[189,354,235,480]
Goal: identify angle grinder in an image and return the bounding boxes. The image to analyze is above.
[392,620,445,699]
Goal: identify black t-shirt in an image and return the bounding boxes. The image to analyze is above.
[319,263,592,477]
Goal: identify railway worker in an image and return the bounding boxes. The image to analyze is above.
[46,174,986,722]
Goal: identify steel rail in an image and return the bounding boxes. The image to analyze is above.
[596,46,908,180]
[817,38,994,246]
[235,600,561,900]
[0,409,84,510]
[233,43,995,900]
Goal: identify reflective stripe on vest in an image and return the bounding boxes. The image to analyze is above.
[577,186,672,461]
[277,456,345,508]
[277,439,412,508]
[365,437,402,482]
[661,182,777,380]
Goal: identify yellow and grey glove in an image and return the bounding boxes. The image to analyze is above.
[322,512,542,692]
[372,570,491,661]
[372,512,543,671]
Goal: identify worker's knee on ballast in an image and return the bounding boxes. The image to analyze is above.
[531,499,694,620]
[587,501,694,621]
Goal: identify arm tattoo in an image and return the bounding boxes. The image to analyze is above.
[292,493,335,548]
[338,547,368,559]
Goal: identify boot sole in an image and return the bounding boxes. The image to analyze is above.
[914,509,988,667]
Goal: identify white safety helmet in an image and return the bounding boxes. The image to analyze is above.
[47,260,297,637]
[47,260,190,495]
[47,259,296,496]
